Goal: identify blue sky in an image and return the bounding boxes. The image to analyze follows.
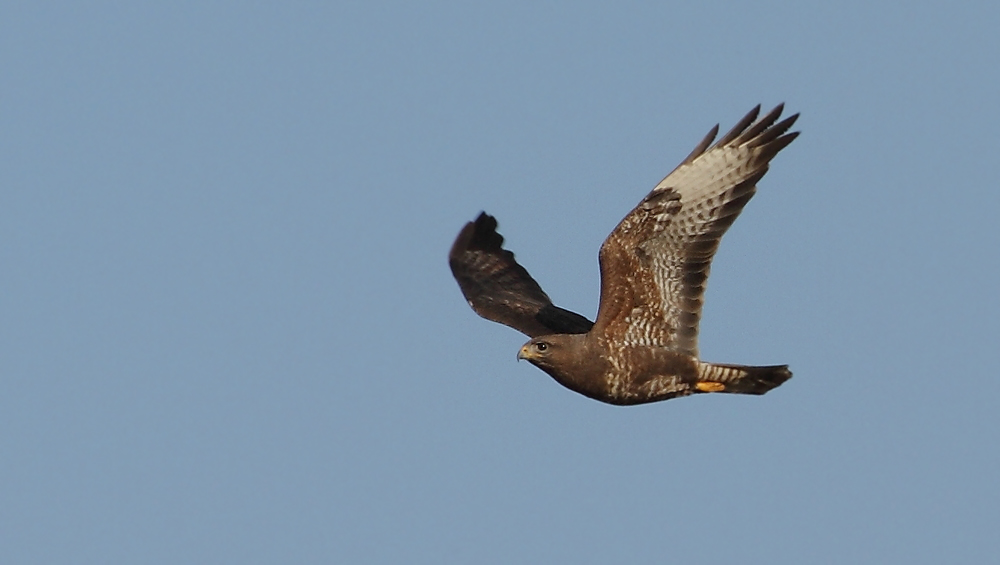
[2,2,998,563]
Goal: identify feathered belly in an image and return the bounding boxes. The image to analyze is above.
[601,348,700,404]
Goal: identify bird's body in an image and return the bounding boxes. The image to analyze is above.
[517,333,698,405]
[516,325,791,406]
[450,105,797,405]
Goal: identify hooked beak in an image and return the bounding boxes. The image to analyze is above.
[517,343,535,361]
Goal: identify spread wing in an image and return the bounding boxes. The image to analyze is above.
[594,104,799,357]
[449,212,594,337]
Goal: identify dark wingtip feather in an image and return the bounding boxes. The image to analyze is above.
[736,103,786,144]
[715,104,761,147]
[756,131,800,163]
[749,113,800,147]
[469,211,503,250]
[449,212,495,265]
[679,124,720,166]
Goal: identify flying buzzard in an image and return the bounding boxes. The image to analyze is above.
[449,105,797,405]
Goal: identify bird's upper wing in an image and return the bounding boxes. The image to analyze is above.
[449,212,594,337]
[593,104,799,357]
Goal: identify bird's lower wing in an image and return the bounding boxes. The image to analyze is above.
[449,212,594,337]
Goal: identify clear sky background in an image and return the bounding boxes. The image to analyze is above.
[2,2,998,563]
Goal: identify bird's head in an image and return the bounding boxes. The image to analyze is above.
[517,334,587,373]
[517,338,554,363]
[516,333,602,399]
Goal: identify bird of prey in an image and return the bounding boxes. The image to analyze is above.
[449,105,797,405]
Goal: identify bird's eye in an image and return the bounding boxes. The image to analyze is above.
[535,342,548,352]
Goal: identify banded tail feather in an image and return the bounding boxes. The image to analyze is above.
[696,362,792,395]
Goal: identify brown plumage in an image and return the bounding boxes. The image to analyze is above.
[449,105,797,405]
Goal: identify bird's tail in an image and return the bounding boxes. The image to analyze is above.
[694,362,792,395]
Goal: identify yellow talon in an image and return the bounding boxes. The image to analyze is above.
[695,381,726,392]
